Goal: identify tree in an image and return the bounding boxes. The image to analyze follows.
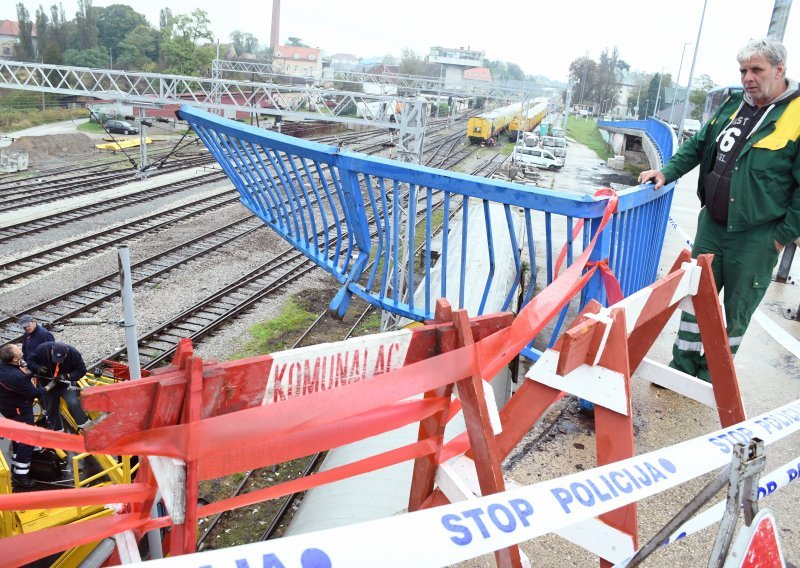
[159,9,214,75]
[399,48,426,76]
[95,4,148,53]
[75,0,98,50]
[159,8,173,32]
[486,60,524,81]
[594,46,621,111]
[50,3,69,53]
[568,56,597,104]
[505,62,525,81]
[35,6,50,60]
[63,46,108,68]
[230,30,259,55]
[286,36,308,47]
[689,74,716,119]
[117,24,159,70]
[14,3,35,61]
[645,73,661,118]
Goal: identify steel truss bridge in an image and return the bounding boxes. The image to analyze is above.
[211,58,555,100]
[0,59,434,168]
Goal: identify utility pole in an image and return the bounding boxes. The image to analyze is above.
[668,42,691,126]
[678,0,708,142]
[767,0,792,39]
[634,83,642,119]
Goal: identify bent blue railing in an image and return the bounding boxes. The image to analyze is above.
[179,105,675,356]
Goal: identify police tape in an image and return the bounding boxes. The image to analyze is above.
[667,215,694,249]
[142,398,800,568]
[613,453,800,566]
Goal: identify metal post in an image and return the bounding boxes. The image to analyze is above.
[382,97,428,331]
[635,83,642,120]
[678,0,708,142]
[668,42,691,126]
[138,107,148,179]
[767,0,793,40]
[117,245,141,381]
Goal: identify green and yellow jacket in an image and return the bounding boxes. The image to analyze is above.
[661,80,800,245]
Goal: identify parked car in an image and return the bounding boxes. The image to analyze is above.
[512,146,563,171]
[104,119,139,135]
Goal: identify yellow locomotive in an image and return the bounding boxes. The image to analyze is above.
[466,99,536,145]
[507,101,549,141]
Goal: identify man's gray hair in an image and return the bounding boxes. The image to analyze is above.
[737,37,787,67]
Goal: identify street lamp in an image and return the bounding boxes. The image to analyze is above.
[678,0,709,142]
[668,42,691,126]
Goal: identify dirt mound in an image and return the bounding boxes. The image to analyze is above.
[8,133,96,165]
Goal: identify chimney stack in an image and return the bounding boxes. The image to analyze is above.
[270,0,280,50]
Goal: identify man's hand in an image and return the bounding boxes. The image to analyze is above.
[775,240,784,253]
[638,169,667,190]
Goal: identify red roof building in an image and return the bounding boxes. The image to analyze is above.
[273,45,322,79]
[463,67,492,82]
[0,20,37,59]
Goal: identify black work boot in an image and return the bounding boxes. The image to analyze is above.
[11,472,36,489]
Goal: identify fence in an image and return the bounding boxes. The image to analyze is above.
[178,106,675,358]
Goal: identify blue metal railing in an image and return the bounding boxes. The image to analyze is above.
[598,117,676,167]
[179,105,675,355]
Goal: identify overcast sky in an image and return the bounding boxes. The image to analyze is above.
[4,0,799,87]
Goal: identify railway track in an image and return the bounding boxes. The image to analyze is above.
[0,147,209,193]
[0,154,216,213]
[0,189,241,287]
[0,217,264,346]
[101,243,320,369]
[0,170,229,245]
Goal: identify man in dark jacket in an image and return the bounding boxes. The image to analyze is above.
[19,314,54,362]
[0,343,54,488]
[26,341,89,432]
[639,37,800,382]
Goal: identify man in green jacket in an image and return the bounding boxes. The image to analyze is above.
[639,37,800,382]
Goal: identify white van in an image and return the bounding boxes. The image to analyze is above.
[512,146,563,171]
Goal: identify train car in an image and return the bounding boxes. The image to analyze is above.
[466,99,534,145]
[507,101,549,141]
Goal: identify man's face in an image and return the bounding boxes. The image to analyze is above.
[740,55,786,106]
[23,321,35,333]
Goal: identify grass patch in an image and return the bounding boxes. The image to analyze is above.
[353,311,382,335]
[566,116,613,161]
[235,296,316,357]
[77,121,106,134]
[0,107,88,133]
[499,140,516,155]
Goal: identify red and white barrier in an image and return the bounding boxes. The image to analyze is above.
[139,398,800,568]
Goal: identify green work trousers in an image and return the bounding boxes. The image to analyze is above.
[670,208,780,382]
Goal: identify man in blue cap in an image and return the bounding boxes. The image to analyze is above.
[26,341,89,432]
[18,314,54,362]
